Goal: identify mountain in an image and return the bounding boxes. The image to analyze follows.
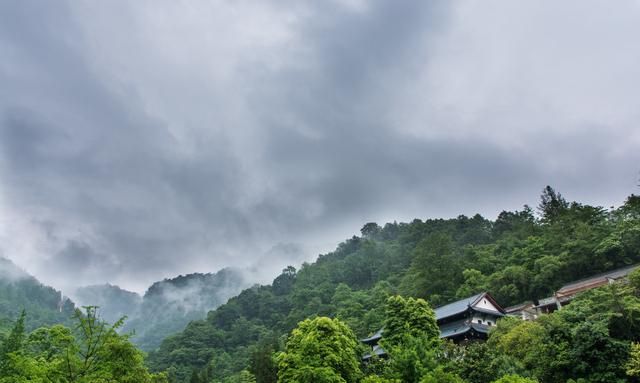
[0,257,75,336]
[146,193,640,382]
[74,267,249,351]
[73,283,142,325]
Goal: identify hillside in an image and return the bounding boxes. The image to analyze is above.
[0,258,75,337]
[147,190,640,382]
[74,283,142,325]
[75,268,248,351]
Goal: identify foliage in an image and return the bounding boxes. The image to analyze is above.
[5,187,637,382]
[382,295,439,348]
[276,317,361,383]
[147,189,640,381]
[377,296,463,383]
[491,375,538,383]
[0,258,75,333]
[0,307,166,383]
[626,342,640,377]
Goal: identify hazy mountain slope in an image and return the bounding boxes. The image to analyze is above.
[74,283,142,324]
[75,267,249,351]
[0,257,75,334]
[128,268,248,351]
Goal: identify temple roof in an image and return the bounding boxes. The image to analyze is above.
[435,292,504,321]
[438,319,491,338]
[556,264,640,296]
[361,292,504,343]
[361,328,383,344]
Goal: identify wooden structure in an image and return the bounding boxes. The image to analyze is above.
[534,264,640,314]
[362,292,505,360]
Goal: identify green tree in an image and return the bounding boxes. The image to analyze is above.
[492,375,538,383]
[382,296,439,348]
[0,308,166,383]
[249,335,279,383]
[626,342,640,377]
[0,310,26,365]
[455,269,489,299]
[361,223,382,239]
[538,185,568,223]
[276,317,361,383]
[402,233,461,304]
[380,296,453,383]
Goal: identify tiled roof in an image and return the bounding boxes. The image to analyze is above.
[361,292,502,344]
[438,319,472,338]
[363,344,387,360]
[536,296,556,306]
[504,301,534,313]
[438,319,492,338]
[557,264,640,295]
[434,292,485,321]
[361,328,384,344]
[473,307,505,317]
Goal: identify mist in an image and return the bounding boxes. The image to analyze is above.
[1,0,639,293]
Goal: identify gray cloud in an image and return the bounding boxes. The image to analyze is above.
[1,0,639,292]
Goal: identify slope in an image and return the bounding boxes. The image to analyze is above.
[147,191,640,382]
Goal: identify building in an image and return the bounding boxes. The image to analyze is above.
[435,292,505,342]
[362,292,505,360]
[534,263,640,314]
[504,301,538,321]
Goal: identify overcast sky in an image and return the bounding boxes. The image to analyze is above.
[1,0,639,293]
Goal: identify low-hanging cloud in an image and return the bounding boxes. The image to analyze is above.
[1,0,639,292]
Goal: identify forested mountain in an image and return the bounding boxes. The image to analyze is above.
[75,268,248,351]
[2,188,640,382]
[147,189,640,382]
[0,258,75,337]
[74,283,142,325]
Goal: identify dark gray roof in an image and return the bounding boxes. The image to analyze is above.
[361,292,503,344]
[434,292,485,321]
[473,307,505,317]
[361,328,384,344]
[438,319,472,338]
[504,301,534,313]
[362,344,387,360]
[557,264,640,293]
[438,319,492,338]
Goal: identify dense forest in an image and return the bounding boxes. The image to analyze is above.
[1,187,640,382]
[0,258,75,337]
[145,187,640,382]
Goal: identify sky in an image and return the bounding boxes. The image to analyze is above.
[1,0,639,293]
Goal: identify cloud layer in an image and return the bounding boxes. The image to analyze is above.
[1,0,639,292]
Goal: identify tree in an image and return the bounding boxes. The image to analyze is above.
[456,269,489,299]
[273,267,297,296]
[0,308,166,383]
[380,296,447,383]
[0,310,25,359]
[487,316,546,378]
[0,310,26,377]
[491,375,538,383]
[626,342,640,377]
[382,296,439,348]
[361,223,382,239]
[238,369,258,383]
[249,335,279,383]
[402,233,461,304]
[538,186,568,222]
[276,317,361,383]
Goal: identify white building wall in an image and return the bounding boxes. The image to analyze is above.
[471,314,499,326]
[473,295,500,312]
